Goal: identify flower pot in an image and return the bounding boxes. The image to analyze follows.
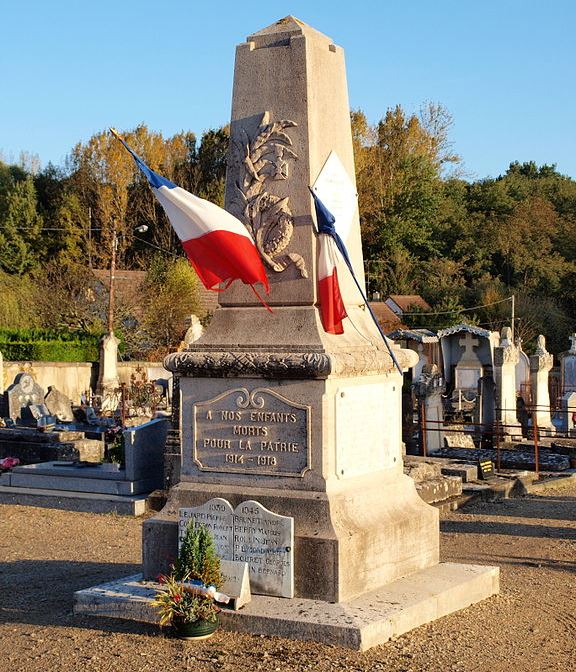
[171,616,219,641]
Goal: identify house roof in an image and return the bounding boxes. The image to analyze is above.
[437,323,492,339]
[91,269,218,314]
[387,295,431,313]
[368,302,404,333]
[388,328,438,344]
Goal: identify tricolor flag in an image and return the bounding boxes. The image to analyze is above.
[110,129,269,300]
[310,188,402,373]
[311,191,348,334]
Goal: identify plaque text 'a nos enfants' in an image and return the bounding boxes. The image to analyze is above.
[193,387,310,477]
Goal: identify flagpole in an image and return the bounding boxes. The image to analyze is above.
[339,253,403,375]
[309,188,402,374]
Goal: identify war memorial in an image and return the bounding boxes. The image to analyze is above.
[74,17,498,650]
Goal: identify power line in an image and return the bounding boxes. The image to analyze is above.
[398,295,514,317]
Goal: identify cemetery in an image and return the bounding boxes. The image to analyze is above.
[1,11,575,672]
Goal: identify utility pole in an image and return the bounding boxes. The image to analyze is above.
[88,206,93,269]
[107,223,118,334]
[511,294,515,341]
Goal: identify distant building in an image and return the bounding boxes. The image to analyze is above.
[385,294,431,318]
[387,328,440,381]
[368,302,405,333]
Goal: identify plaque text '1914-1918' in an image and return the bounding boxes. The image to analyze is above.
[193,387,310,476]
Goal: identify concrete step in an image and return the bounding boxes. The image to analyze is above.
[74,563,499,651]
[404,459,443,482]
[7,472,157,495]
[0,484,147,515]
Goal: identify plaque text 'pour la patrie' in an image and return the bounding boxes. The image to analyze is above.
[193,387,310,476]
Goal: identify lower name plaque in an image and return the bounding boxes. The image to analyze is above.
[193,387,310,476]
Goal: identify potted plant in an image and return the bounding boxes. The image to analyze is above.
[152,523,224,640]
[152,573,221,640]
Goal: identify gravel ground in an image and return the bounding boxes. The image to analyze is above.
[1,485,575,672]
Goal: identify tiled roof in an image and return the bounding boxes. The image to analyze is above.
[437,324,492,339]
[387,294,431,312]
[388,328,438,343]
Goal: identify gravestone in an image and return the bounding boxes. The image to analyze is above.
[6,373,45,423]
[414,364,444,453]
[179,497,294,598]
[529,335,555,436]
[494,327,522,439]
[45,386,74,422]
[560,333,576,394]
[179,497,234,559]
[437,325,497,426]
[232,499,293,598]
[184,315,204,345]
[515,339,531,400]
[560,391,576,433]
[96,332,120,411]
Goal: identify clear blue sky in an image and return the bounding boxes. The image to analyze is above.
[1,0,574,180]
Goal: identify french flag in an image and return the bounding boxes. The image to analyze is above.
[309,189,348,335]
[111,129,269,297]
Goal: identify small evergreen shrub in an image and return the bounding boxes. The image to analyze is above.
[173,523,223,588]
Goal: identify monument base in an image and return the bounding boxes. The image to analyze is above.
[142,477,439,603]
[74,563,499,651]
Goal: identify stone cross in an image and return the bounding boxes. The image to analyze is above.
[459,334,479,360]
[569,333,576,354]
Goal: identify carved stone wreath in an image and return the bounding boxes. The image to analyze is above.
[229,111,308,278]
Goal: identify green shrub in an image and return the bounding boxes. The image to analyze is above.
[0,340,99,362]
[173,523,223,588]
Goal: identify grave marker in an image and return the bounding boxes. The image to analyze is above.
[180,497,294,598]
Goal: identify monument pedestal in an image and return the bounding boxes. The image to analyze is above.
[144,475,438,603]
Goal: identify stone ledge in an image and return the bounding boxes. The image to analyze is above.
[163,345,415,379]
[73,562,499,651]
[0,485,148,515]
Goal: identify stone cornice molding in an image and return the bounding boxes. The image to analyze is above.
[164,346,417,379]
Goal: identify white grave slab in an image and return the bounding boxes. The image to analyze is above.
[179,498,294,599]
[220,559,251,610]
[233,500,294,598]
[179,497,234,560]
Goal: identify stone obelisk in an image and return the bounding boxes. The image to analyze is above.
[144,17,439,602]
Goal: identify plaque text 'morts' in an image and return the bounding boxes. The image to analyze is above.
[193,387,310,476]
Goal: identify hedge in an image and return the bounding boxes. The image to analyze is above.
[0,341,100,362]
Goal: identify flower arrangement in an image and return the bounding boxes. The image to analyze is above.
[0,456,20,471]
[152,523,225,638]
[152,573,220,627]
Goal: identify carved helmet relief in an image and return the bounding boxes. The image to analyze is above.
[230,112,308,278]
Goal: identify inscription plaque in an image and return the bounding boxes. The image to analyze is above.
[179,498,294,598]
[193,387,310,476]
[233,499,293,598]
[179,498,234,560]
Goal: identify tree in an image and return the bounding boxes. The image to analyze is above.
[127,255,205,359]
[31,257,105,332]
[0,270,39,329]
[353,104,459,264]
[0,175,43,274]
